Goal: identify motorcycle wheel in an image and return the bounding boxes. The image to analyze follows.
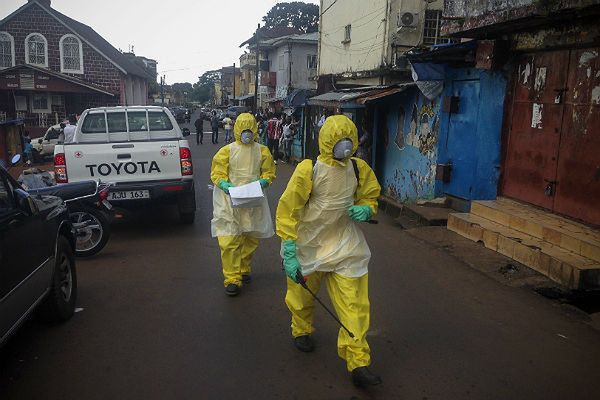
[70,206,111,257]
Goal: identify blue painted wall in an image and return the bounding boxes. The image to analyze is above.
[436,68,507,200]
[374,87,442,202]
[373,67,507,204]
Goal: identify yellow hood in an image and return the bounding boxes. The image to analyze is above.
[318,115,359,166]
[233,113,259,144]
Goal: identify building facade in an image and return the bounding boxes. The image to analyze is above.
[0,0,152,136]
[318,0,447,86]
[443,0,600,226]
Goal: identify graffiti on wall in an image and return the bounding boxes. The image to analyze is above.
[382,93,441,202]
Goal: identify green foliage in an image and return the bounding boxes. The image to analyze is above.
[192,70,221,103]
[262,2,319,33]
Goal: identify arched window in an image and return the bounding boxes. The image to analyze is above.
[25,33,48,67]
[60,34,83,74]
[0,32,15,69]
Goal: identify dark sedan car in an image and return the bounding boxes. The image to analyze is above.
[0,159,77,346]
[169,107,188,124]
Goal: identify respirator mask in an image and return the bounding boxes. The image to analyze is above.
[333,139,354,160]
[241,130,254,144]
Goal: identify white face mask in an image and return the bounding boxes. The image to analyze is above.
[241,130,254,144]
[333,139,354,160]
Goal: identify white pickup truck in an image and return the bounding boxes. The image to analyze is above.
[53,106,196,223]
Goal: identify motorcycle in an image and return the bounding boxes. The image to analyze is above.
[18,168,114,257]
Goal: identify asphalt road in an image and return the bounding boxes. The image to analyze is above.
[1,117,600,399]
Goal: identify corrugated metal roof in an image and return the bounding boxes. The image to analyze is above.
[308,83,415,107]
[356,83,415,104]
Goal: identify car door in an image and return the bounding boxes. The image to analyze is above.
[0,172,48,341]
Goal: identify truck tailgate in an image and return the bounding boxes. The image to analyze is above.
[64,141,182,183]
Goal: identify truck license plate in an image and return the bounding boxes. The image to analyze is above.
[109,190,150,201]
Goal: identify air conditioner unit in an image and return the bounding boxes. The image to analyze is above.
[398,12,419,28]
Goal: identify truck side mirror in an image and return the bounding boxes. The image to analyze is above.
[14,189,38,215]
[38,138,43,144]
[182,128,191,137]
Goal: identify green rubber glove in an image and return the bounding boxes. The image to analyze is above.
[259,178,270,188]
[218,180,234,194]
[282,240,302,283]
[348,205,373,222]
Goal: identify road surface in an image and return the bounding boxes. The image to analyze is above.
[1,115,599,399]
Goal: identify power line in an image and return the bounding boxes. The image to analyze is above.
[320,0,339,17]
[321,4,387,35]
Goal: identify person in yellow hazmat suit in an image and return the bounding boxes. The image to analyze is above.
[276,115,382,387]
[211,113,276,296]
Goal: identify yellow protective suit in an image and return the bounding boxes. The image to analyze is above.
[211,113,276,287]
[276,115,381,372]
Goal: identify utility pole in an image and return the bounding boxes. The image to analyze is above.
[253,23,260,114]
[160,75,165,106]
[287,42,293,95]
[232,63,236,106]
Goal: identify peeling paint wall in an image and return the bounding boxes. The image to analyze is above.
[513,23,600,51]
[443,0,600,35]
[375,87,441,202]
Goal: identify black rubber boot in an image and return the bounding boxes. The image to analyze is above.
[293,335,315,352]
[225,284,240,297]
[351,367,382,387]
[242,274,252,283]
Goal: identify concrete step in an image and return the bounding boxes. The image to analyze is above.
[403,204,451,226]
[448,213,600,290]
[471,198,600,263]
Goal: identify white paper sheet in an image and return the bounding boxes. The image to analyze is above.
[229,181,264,208]
[229,181,263,199]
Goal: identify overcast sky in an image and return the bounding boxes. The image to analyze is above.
[0,0,319,84]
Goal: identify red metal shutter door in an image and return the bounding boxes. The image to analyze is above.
[502,51,570,210]
[553,48,600,226]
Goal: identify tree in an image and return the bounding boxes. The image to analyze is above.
[262,2,319,34]
[192,70,221,104]
[171,82,194,105]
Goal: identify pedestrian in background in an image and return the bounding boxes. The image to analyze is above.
[282,115,299,163]
[356,120,371,164]
[211,112,220,144]
[23,138,33,165]
[267,113,281,164]
[223,115,233,143]
[63,114,78,143]
[257,116,267,145]
[194,115,203,145]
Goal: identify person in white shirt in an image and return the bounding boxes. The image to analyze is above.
[223,116,233,143]
[63,115,78,143]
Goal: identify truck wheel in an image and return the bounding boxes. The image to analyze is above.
[37,236,77,322]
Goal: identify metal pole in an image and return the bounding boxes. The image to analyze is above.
[232,63,236,106]
[160,75,165,106]
[253,23,260,114]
